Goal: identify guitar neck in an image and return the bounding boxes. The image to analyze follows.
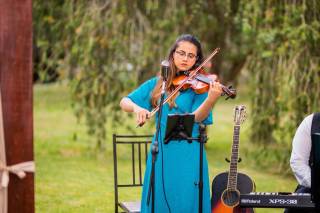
[227,124,240,191]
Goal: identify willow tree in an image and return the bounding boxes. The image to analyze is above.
[241,0,320,172]
[33,0,250,149]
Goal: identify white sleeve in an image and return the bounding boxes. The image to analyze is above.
[290,114,313,188]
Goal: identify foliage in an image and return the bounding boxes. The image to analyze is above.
[241,0,320,173]
[33,0,320,164]
[33,1,67,82]
[33,0,249,149]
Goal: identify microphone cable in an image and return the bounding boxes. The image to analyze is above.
[159,118,172,213]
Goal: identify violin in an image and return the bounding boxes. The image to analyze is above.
[172,69,236,98]
[139,48,236,126]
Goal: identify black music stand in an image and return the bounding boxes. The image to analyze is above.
[164,114,207,213]
[311,133,320,210]
[164,114,194,144]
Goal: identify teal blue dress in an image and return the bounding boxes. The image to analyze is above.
[127,77,213,213]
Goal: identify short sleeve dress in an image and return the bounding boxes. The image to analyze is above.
[127,77,213,213]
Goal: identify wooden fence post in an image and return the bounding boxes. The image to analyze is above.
[0,0,34,212]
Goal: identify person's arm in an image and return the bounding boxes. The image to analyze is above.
[120,97,150,125]
[290,114,313,188]
[193,81,222,122]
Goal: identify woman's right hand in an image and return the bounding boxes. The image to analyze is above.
[133,105,151,126]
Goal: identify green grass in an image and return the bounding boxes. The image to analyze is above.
[35,83,297,212]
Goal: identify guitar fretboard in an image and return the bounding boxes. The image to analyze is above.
[227,124,240,190]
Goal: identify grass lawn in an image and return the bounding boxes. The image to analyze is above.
[35,82,297,212]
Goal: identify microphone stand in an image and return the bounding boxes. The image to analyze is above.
[164,117,207,213]
[198,123,207,213]
[147,61,168,213]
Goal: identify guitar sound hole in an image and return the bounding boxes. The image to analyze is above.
[221,190,240,207]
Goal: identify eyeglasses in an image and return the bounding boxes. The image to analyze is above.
[175,50,197,60]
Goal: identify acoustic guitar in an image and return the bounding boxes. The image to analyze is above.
[211,105,255,213]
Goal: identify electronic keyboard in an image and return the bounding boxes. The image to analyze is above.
[240,192,315,208]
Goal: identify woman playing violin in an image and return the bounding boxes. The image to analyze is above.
[120,34,222,212]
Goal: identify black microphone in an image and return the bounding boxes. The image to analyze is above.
[161,60,170,82]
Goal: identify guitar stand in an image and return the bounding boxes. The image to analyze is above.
[164,114,207,213]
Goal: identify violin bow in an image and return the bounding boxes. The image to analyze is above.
[138,48,220,127]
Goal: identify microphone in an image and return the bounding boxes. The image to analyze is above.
[161,60,170,82]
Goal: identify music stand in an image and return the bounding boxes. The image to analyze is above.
[164,114,195,144]
[311,133,320,210]
[164,114,208,213]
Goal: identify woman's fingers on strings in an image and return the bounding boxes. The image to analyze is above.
[210,80,214,89]
[210,81,217,91]
[208,81,223,98]
[218,82,223,93]
[213,81,222,92]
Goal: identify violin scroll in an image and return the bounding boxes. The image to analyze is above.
[221,85,237,100]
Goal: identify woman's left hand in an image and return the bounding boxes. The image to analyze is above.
[208,80,223,101]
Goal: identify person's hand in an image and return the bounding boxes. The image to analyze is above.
[133,105,151,126]
[208,79,223,101]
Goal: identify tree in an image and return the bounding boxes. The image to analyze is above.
[242,0,320,172]
[33,0,251,149]
[33,1,320,157]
